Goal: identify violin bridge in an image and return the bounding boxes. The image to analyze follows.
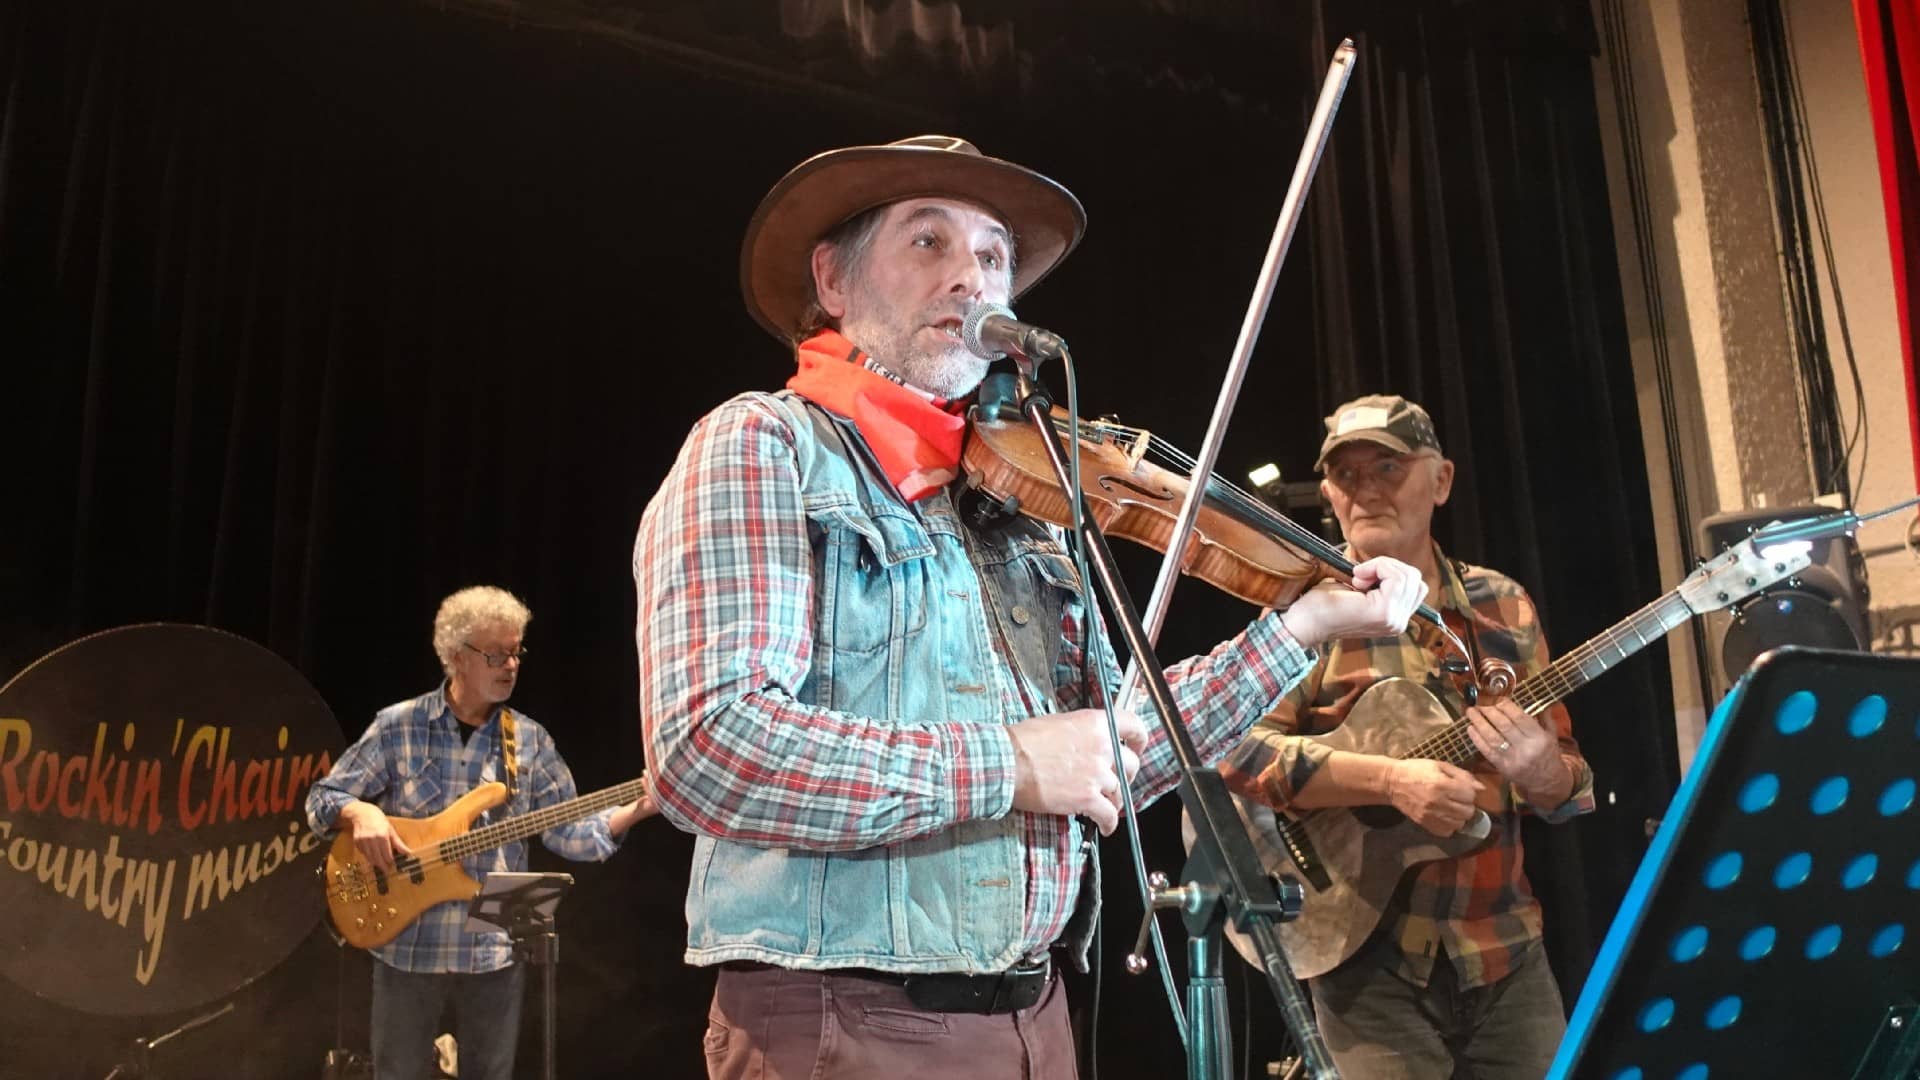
[1092,416,1152,470]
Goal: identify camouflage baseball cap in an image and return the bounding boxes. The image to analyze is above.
[1314,394,1444,471]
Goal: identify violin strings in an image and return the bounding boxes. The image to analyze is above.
[1050,416,1280,516]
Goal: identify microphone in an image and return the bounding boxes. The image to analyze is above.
[961,303,1068,362]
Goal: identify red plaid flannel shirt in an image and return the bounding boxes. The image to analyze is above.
[1222,545,1594,989]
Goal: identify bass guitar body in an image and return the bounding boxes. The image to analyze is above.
[321,782,506,950]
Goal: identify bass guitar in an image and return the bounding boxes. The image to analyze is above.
[321,773,648,949]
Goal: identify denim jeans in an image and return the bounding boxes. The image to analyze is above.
[1309,938,1566,1080]
[371,959,525,1080]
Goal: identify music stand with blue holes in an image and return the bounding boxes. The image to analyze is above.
[1550,646,1920,1080]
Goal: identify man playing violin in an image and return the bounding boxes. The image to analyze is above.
[1222,394,1596,1080]
[631,136,1428,1079]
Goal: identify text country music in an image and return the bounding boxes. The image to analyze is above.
[0,815,325,985]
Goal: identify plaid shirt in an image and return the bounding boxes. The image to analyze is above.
[634,394,1316,960]
[306,686,621,973]
[1221,546,1594,989]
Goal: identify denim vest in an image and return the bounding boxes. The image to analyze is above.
[684,391,1096,975]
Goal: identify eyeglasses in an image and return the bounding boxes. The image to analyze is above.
[1326,452,1437,493]
[463,641,528,668]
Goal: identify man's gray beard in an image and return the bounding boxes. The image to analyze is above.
[895,348,989,399]
[846,316,989,399]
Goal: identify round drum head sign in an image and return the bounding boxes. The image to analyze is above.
[0,624,344,1015]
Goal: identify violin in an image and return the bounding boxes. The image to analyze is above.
[959,402,1341,610]
[958,395,1475,680]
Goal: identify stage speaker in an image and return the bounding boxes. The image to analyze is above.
[1698,504,1870,693]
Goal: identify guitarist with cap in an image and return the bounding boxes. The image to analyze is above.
[305,585,655,1080]
[1221,395,1596,1080]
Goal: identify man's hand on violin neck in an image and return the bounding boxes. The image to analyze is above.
[1007,708,1148,836]
[1278,555,1428,646]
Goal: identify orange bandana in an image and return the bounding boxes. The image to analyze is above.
[785,330,967,501]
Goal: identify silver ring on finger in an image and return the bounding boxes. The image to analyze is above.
[1496,740,1510,753]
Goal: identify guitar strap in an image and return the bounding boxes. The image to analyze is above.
[1444,554,1527,680]
[1444,555,1528,813]
[499,708,520,803]
[1445,557,1487,695]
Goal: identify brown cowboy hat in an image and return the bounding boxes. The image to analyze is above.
[739,135,1088,342]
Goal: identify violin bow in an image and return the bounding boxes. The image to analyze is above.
[1115,37,1377,716]
[1111,41,1472,717]
[1092,41,1366,1080]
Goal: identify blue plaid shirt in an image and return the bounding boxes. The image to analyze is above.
[306,685,621,973]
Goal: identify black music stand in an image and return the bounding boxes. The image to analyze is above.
[1551,647,1920,1079]
[466,871,573,1080]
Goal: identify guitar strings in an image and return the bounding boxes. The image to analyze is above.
[1402,591,1693,767]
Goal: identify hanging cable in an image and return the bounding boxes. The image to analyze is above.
[1749,0,1858,504]
[1055,348,1190,1059]
[1778,1,1872,501]
[1598,0,1720,718]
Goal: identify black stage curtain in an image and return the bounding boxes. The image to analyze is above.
[1289,0,1678,1056]
[0,1,1669,1076]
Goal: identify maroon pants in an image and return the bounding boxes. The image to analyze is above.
[703,964,1079,1080]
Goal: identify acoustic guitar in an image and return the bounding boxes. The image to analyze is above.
[321,773,648,949]
[1200,534,1813,979]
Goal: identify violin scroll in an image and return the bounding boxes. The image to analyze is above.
[1476,658,1517,702]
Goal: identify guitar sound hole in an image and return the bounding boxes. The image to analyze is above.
[1353,805,1408,830]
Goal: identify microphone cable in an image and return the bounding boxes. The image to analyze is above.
[1048,346,1191,1078]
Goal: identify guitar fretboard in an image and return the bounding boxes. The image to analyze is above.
[429,776,648,864]
[1407,591,1695,766]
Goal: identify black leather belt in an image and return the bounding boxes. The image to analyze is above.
[720,957,1053,1015]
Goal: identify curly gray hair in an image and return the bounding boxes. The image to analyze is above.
[432,585,531,675]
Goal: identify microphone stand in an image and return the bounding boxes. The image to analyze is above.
[991,363,1332,1080]
[1747,495,1920,546]
[101,1001,236,1080]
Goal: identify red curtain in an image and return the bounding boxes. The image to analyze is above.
[1854,0,1920,489]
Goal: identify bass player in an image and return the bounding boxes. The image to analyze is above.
[305,585,654,1080]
